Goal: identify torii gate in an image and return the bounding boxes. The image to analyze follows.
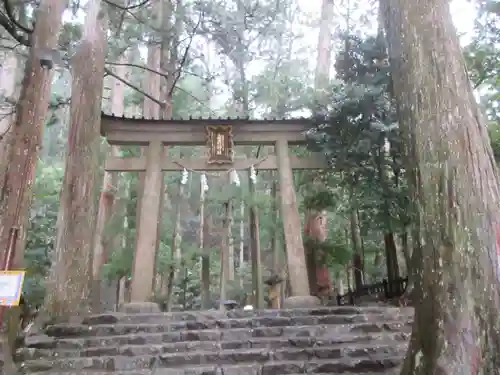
[100,114,327,307]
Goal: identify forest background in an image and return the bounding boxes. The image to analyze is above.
[0,0,498,312]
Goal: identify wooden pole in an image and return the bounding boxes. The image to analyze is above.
[269,180,282,308]
[227,198,235,280]
[165,178,184,311]
[219,200,230,310]
[248,170,264,309]
[238,200,245,288]
[200,175,210,309]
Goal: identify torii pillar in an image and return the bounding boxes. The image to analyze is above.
[276,139,321,307]
[129,140,163,306]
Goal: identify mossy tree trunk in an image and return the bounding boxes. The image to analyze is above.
[44,0,107,322]
[0,0,66,365]
[382,0,500,372]
[305,0,335,297]
[91,55,126,312]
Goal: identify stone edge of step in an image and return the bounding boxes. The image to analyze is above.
[42,319,413,340]
[20,352,405,373]
[81,306,414,325]
[17,336,409,361]
[18,331,410,362]
[80,312,413,327]
[28,372,398,375]
[23,321,412,351]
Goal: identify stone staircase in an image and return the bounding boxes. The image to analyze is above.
[16,306,413,375]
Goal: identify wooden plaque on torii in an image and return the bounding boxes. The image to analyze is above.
[206,125,234,164]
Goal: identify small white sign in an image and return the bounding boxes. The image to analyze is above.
[0,271,25,306]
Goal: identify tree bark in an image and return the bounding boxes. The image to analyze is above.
[304,0,335,298]
[219,200,231,309]
[238,199,245,287]
[248,172,263,309]
[227,199,235,281]
[349,205,363,289]
[314,0,334,90]
[0,49,18,168]
[0,0,66,280]
[136,8,162,263]
[200,187,210,309]
[382,0,500,372]
[44,0,107,322]
[164,180,184,311]
[400,226,411,276]
[0,0,66,364]
[378,136,400,286]
[91,55,126,312]
[269,180,283,308]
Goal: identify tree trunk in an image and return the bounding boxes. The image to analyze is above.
[0,0,66,364]
[0,2,66,279]
[91,55,125,312]
[382,0,500,372]
[91,146,119,311]
[227,199,235,281]
[349,205,363,289]
[314,0,334,90]
[269,180,283,308]
[152,0,183,292]
[400,226,411,276]
[304,0,335,298]
[0,49,18,168]
[219,200,231,309]
[164,180,184,311]
[238,199,245,287]
[200,189,210,309]
[378,137,400,286]
[136,6,162,265]
[44,0,107,322]
[248,172,263,309]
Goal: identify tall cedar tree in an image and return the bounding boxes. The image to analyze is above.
[382,0,500,373]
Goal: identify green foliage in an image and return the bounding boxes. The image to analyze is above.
[251,58,312,116]
[17,0,499,309]
[299,34,411,277]
[24,164,64,306]
[306,34,407,215]
[302,188,338,211]
[304,235,350,266]
[463,1,500,125]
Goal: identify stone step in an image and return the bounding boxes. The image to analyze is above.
[29,372,399,375]
[21,345,405,373]
[17,332,410,361]
[81,307,414,325]
[76,312,412,331]
[43,320,412,339]
[26,321,411,350]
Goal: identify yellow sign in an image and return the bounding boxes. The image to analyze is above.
[0,270,25,306]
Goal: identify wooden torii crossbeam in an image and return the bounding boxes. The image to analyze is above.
[105,154,327,172]
[102,115,318,145]
[102,114,327,171]
[100,113,326,305]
